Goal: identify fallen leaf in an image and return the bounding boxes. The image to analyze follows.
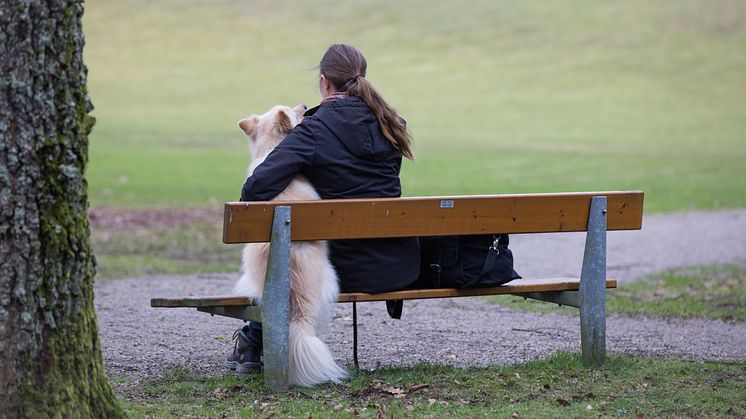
[407,384,429,393]
[428,398,437,405]
[384,387,405,396]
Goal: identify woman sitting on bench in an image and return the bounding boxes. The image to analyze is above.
[227,43,420,372]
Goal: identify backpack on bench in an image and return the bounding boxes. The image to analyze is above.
[386,234,521,319]
[418,234,521,288]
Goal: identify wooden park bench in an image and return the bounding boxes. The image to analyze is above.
[151,191,644,391]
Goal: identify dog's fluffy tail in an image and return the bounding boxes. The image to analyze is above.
[288,319,348,387]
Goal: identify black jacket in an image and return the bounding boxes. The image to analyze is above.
[240,96,420,293]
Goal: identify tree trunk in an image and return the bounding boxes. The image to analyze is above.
[0,0,123,416]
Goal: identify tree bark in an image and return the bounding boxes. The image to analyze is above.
[0,0,123,416]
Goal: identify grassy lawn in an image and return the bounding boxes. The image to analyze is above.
[119,352,746,418]
[83,0,746,212]
[491,264,746,322]
[91,217,234,279]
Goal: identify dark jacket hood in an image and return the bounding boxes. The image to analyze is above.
[306,96,395,161]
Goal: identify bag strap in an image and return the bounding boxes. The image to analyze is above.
[479,235,501,277]
[386,300,403,319]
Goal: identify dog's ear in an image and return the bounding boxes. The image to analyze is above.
[276,109,294,133]
[238,116,260,139]
[293,103,307,119]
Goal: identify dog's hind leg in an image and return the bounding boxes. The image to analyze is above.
[286,242,346,386]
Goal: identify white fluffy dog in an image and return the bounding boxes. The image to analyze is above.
[233,104,348,387]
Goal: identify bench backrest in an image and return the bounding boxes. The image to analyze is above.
[223,191,643,243]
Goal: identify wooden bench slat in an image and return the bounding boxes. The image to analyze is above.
[150,278,616,308]
[223,191,643,243]
[338,278,616,302]
[150,295,253,308]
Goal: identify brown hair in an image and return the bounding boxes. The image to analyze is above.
[319,44,414,160]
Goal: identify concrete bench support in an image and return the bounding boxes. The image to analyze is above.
[196,305,262,322]
[579,196,607,367]
[261,206,292,391]
[513,290,579,308]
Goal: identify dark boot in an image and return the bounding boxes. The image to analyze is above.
[224,322,263,372]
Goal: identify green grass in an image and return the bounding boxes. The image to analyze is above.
[91,219,237,279]
[83,0,746,211]
[119,352,746,418]
[492,264,746,322]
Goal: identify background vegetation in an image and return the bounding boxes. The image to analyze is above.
[83,0,746,212]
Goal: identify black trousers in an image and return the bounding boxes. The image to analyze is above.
[245,321,263,347]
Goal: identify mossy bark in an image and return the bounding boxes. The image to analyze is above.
[0,1,123,417]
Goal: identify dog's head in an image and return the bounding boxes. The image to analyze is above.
[238,104,307,157]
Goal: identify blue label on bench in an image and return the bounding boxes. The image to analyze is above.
[440,200,455,209]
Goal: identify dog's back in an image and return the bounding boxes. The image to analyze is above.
[234,104,348,386]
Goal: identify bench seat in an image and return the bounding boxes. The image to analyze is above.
[150,277,617,308]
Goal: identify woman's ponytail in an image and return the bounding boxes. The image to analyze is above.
[319,44,415,160]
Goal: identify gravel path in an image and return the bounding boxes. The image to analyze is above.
[96,209,746,383]
[511,209,746,283]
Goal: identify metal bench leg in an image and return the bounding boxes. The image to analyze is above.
[262,206,292,391]
[353,302,359,369]
[579,196,607,367]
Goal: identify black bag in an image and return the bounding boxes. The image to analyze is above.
[385,234,521,319]
[417,234,521,288]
